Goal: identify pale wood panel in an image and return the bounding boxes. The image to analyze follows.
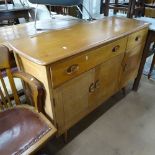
[9,17,149,65]
[89,53,125,108]
[53,70,94,134]
[17,56,54,120]
[51,37,127,88]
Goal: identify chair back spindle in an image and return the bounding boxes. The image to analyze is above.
[0,46,21,111]
[0,45,45,113]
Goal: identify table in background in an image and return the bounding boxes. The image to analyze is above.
[0,4,34,23]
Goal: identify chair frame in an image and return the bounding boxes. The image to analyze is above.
[0,45,57,154]
[0,45,45,112]
[103,0,145,18]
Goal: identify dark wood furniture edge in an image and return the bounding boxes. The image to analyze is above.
[133,29,155,91]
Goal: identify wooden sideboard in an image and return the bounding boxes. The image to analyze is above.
[9,17,149,135]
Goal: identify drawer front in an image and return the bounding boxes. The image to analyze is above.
[51,53,88,88]
[86,37,127,69]
[127,28,148,50]
[51,37,127,88]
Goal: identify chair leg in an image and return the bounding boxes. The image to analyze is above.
[148,53,155,79]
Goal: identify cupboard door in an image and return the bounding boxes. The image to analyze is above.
[89,53,124,108]
[120,44,145,87]
[53,70,94,132]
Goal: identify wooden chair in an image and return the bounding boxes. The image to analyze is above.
[103,0,145,18]
[0,45,57,155]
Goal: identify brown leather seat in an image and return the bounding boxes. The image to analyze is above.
[0,106,52,155]
[0,45,56,154]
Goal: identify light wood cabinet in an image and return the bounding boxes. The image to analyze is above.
[89,53,124,109]
[53,53,125,133]
[10,17,149,135]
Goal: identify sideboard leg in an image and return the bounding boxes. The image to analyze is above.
[122,87,126,96]
[63,130,68,143]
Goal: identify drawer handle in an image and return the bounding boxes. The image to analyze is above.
[135,35,140,42]
[112,45,120,52]
[89,83,95,93]
[66,64,79,75]
[95,80,100,89]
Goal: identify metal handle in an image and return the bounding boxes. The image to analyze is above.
[112,45,120,52]
[135,35,140,42]
[89,83,95,93]
[95,80,100,89]
[66,64,79,75]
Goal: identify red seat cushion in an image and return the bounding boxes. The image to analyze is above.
[0,107,51,155]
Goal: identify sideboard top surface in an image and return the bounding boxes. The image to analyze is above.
[9,16,149,65]
[0,18,80,45]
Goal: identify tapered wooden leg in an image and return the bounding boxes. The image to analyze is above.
[122,87,126,96]
[148,53,155,79]
[64,130,68,143]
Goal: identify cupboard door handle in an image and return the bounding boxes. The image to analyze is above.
[95,80,100,89]
[135,35,140,42]
[89,83,95,93]
[112,45,120,52]
[66,64,79,75]
[123,63,127,72]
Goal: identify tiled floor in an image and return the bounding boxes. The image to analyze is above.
[37,77,155,155]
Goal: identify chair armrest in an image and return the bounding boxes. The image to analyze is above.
[12,71,45,113]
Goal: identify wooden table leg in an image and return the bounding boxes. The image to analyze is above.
[133,30,154,91]
[113,0,118,15]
